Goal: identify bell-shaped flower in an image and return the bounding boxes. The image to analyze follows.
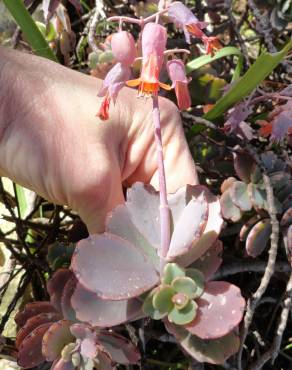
[97,62,131,120]
[167,59,191,110]
[167,2,208,44]
[111,31,137,66]
[127,22,171,96]
[202,35,222,56]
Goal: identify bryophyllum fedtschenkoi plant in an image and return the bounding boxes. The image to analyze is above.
[15,269,140,369]
[15,2,245,368]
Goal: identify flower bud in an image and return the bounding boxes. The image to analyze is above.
[111,31,137,65]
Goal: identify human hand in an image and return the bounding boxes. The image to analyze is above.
[0,47,198,233]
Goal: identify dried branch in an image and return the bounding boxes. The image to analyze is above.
[88,0,106,54]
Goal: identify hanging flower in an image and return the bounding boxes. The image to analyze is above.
[111,31,137,66]
[202,35,222,56]
[167,59,191,111]
[167,2,208,44]
[97,63,131,120]
[126,22,171,96]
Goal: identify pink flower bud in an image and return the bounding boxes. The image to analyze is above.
[167,59,191,111]
[111,31,137,66]
[168,2,208,44]
[97,62,131,120]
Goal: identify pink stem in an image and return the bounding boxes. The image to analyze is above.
[152,96,171,261]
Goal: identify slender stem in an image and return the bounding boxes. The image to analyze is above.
[152,96,171,261]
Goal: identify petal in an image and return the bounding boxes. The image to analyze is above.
[71,233,159,300]
[142,22,167,58]
[185,281,245,339]
[174,81,191,111]
[97,95,110,121]
[71,283,143,327]
[111,31,136,66]
[167,59,188,84]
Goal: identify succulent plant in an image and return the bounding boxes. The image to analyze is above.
[15,269,140,369]
[220,151,292,257]
[71,183,245,365]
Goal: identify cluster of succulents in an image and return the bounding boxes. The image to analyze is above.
[15,269,140,370]
[220,151,292,257]
[70,183,245,365]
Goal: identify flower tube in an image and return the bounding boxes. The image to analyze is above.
[167,59,191,111]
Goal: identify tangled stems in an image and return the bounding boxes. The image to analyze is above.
[152,96,170,265]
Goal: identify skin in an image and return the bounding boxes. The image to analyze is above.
[0,47,198,233]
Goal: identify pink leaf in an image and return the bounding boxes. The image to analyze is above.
[17,323,51,368]
[167,193,208,260]
[98,331,141,364]
[71,283,143,327]
[166,321,240,364]
[71,233,159,300]
[16,311,60,349]
[51,358,75,370]
[15,301,58,328]
[190,240,223,280]
[185,281,245,339]
[246,219,272,258]
[42,320,74,361]
[61,276,77,321]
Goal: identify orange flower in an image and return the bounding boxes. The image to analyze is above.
[126,23,171,96]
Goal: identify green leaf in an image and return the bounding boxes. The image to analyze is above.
[3,0,58,62]
[204,40,292,120]
[142,289,166,320]
[185,269,204,298]
[153,286,175,314]
[168,300,197,325]
[162,263,185,285]
[186,47,242,73]
[172,277,198,299]
[13,183,27,219]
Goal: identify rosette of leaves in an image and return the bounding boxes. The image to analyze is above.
[221,151,292,257]
[71,183,246,365]
[15,269,140,369]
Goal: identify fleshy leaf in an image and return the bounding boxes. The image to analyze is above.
[153,286,175,313]
[106,204,159,270]
[142,288,166,320]
[233,152,255,183]
[168,300,197,325]
[239,216,260,241]
[15,302,58,327]
[185,269,205,298]
[125,183,160,248]
[230,181,252,211]
[42,320,75,361]
[162,263,185,285]
[61,277,77,321]
[246,219,272,258]
[220,190,242,222]
[190,240,223,280]
[16,311,60,349]
[71,233,159,300]
[185,281,245,339]
[176,186,223,266]
[71,283,143,327]
[166,322,240,364]
[51,358,75,370]
[247,183,266,209]
[167,194,208,259]
[98,332,141,364]
[172,277,198,299]
[47,269,73,312]
[17,323,51,368]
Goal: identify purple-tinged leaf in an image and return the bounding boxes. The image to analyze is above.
[271,102,292,142]
[71,233,159,300]
[225,102,252,133]
[239,215,260,241]
[125,183,160,249]
[51,358,75,370]
[167,194,208,260]
[98,331,141,364]
[166,322,240,364]
[15,302,58,328]
[61,277,77,321]
[220,177,237,193]
[17,323,51,368]
[230,181,252,211]
[190,240,223,280]
[176,186,224,267]
[47,269,73,312]
[220,191,242,222]
[246,219,271,258]
[16,312,60,349]
[281,207,292,227]
[233,152,255,183]
[106,204,159,270]
[42,320,75,361]
[185,281,245,339]
[70,323,95,340]
[247,183,266,209]
[71,283,143,327]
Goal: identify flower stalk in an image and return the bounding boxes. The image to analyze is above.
[152,96,171,262]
